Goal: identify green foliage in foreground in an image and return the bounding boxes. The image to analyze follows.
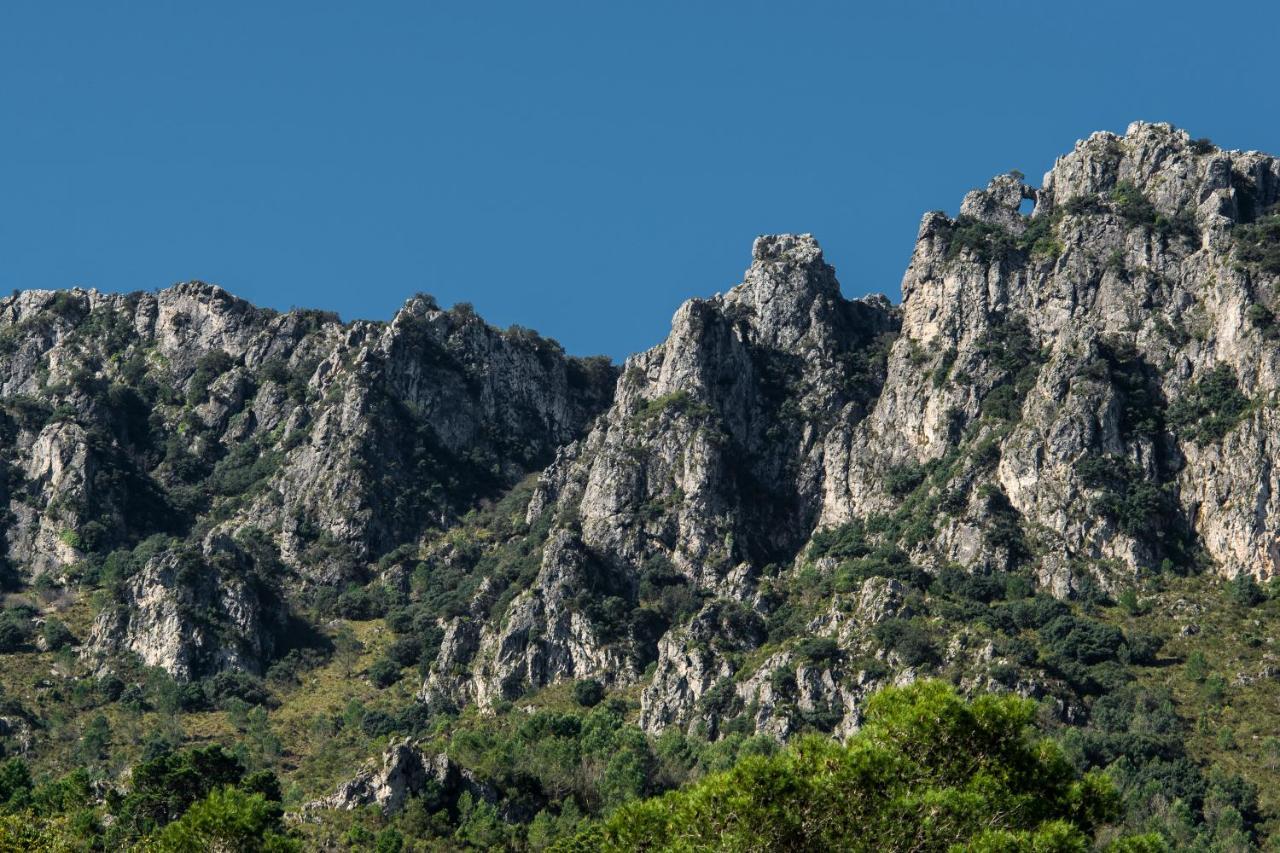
[0,745,295,852]
[141,787,298,853]
[559,681,1149,852]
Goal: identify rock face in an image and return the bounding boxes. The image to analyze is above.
[422,234,899,715]
[417,122,1280,738]
[9,121,1280,744]
[846,122,1280,585]
[307,741,497,816]
[0,286,615,679]
[84,533,287,680]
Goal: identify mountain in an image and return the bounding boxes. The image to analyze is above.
[3,121,1280,850]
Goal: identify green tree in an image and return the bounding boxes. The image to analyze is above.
[572,679,605,708]
[454,791,507,848]
[1227,573,1264,607]
[144,786,297,852]
[77,715,111,765]
[242,706,283,770]
[368,657,401,689]
[333,625,364,678]
[0,758,32,810]
[1185,650,1209,683]
[559,681,1128,852]
[109,746,246,843]
[40,619,75,652]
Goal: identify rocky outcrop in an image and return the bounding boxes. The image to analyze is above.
[423,234,899,712]
[307,741,498,816]
[637,599,764,735]
[830,121,1280,584]
[0,284,615,678]
[8,422,95,576]
[83,532,288,680]
[419,122,1280,737]
[11,120,1280,745]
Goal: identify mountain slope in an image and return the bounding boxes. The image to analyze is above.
[1,121,1280,850]
[421,121,1280,742]
[0,286,616,679]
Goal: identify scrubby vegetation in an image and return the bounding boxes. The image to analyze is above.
[1167,364,1252,445]
[1233,211,1280,274]
[9,668,1263,851]
[1109,181,1198,241]
[0,745,295,851]
[944,211,1065,265]
[7,492,1276,851]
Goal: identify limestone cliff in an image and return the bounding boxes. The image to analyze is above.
[0,286,615,679]
[418,122,1280,738]
[6,121,1280,747]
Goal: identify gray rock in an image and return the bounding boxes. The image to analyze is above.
[307,740,497,816]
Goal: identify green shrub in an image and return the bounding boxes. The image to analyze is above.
[832,546,930,594]
[795,637,840,666]
[40,619,75,651]
[934,565,1007,603]
[1112,181,1159,227]
[204,672,273,710]
[975,315,1044,424]
[0,609,30,652]
[1040,614,1124,666]
[1110,181,1197,240]
[1189,137,1215,155]
[0,758,32,809]
[1093,340,1165,440]
[945,215,1017,263]
[1076,454,1178,544]
[368,658,402,689]
[1247,303,1276,335]
[208,443,282,497]
[631,391,713,424]
[1166,365,1251,445]
[883,462,925,498]
[185,350,235,406]
[1119,632,1163,666]
[981,485,1029,566]
[1062,195,1101,216]
[385,636,422,668]
[1233,213,1280,273]
[931,348,957,387]
[1117,588,1147,616]
[360,710,398,737]
[1227,573,1265,607]
[1020,210,1065,260]
[573,679,605,708]
[1185,650,1209,683]
[872,618,936,667]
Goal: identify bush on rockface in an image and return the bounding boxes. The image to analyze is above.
[1110,181,1197,240]
[1166,365,1251,445]
[1234,212,1280,274]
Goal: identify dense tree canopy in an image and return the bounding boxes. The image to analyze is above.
[557,681,1157,852]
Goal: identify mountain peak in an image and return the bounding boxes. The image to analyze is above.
[750,233,824,265]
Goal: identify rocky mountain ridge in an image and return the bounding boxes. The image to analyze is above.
[3,119,1280,755]
[419,121,1280,740]
[0,285,616,678]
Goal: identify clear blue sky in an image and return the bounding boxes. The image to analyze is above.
[2,2,1276,360]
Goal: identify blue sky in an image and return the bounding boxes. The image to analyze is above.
[2,2,1276,360]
